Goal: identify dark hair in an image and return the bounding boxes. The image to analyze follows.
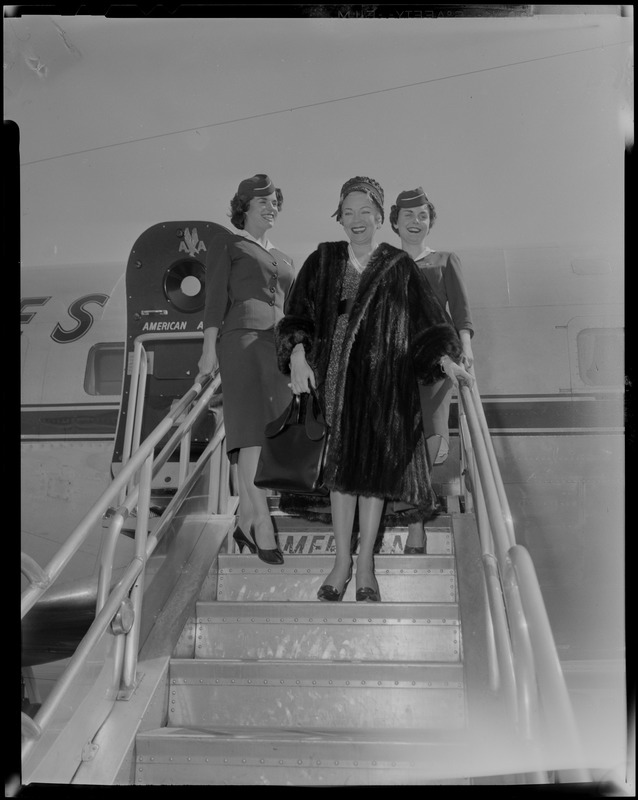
[229,188,284,229]
[389,199,437,234]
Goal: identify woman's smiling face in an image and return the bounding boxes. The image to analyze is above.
[243,192,279,236]
[340,191,382,246]
[396,204,431,246]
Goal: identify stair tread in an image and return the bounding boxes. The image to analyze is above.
[196,600,459,617]
[216,554,458,602]
[272,520,454,535]
[169,658,464,681]
[136,725,473,784]
[194,601,461,662]
[219,553,455,568]
[135,506,471,786]
[138,724,468,744]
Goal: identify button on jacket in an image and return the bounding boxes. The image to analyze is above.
[202,227,295,333]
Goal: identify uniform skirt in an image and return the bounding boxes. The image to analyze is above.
[418,376,454,465]
[217,327,292,460]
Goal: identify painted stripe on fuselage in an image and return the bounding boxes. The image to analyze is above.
[20,394,623,442]
[21,404,120,440]
[449,394,623,431]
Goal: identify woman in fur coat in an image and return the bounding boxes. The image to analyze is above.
[275,177,473,602]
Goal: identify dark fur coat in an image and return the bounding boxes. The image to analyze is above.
[275,241,462,521]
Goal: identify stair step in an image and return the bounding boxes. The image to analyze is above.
[269,494,456,518]
[168,659,466,730]
[135,726,471,785]
[194,600,460,662]
[273,526,453,555]
[217,554,457,602]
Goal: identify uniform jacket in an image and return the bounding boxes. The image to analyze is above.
[418,250,474,336]
[275,241,462,516]
[202,226,295,333]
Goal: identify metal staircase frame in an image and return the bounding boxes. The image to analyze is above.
[457,379,590,781]
[20,333,232,781]
[20,333,591,784]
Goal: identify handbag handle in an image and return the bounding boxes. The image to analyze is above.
[304,386,327,441]
[264,393,299,437]
[264,386,327,440]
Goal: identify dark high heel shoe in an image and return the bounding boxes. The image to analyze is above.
[317,564,353,602]
[355,585,380,602]
[355,569,380,602]
[233,525,255,552]
[233,525,284,565]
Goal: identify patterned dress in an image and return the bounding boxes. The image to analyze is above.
[323,260,362,426]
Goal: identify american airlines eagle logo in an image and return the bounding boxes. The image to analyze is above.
[178,227,207,257]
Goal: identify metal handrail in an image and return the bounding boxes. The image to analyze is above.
[459,384,514,565]
[20,370,219,620]
[469,381,516,545]
[481,553,518,718]
[457,378,590,780]
[22,360,226,766]
[510,546,590,777]
[20,553,49,589]
[458,398,516,703]
[96,369,223,612]
[21,555,145,762]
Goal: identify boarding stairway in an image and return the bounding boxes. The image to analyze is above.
[134,506,479,786]
[20,333,593,786]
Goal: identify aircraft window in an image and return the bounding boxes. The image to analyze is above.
[163,259,206,313]
[576,328,624,387]
[84,342,125,396]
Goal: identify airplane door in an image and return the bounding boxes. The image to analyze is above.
[112,221,228,486]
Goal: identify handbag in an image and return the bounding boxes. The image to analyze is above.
[254,387,330,495]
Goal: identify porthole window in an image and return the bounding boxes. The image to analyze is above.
[84,342,125,396]
[163,258,206,313]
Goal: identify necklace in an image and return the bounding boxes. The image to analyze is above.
[348,242,378,273]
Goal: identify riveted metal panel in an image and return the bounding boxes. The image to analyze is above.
[172,616,197,658]
[194,601,460,663]
[273,527,453,556]
[130,511,473,784]
[135,726,472,785]
[167,659,465,730]
[424,527,453,555]
[136,762,469,786]
[216,555,457,603]
[136,761,470,786]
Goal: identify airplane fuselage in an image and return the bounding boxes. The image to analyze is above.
[21,232,624,666]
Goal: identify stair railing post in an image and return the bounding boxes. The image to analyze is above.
[207,446,220,515]
[121,339,143,466]
[129,350,149,491]
[178,427,192,486]
[120,452,153,694]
